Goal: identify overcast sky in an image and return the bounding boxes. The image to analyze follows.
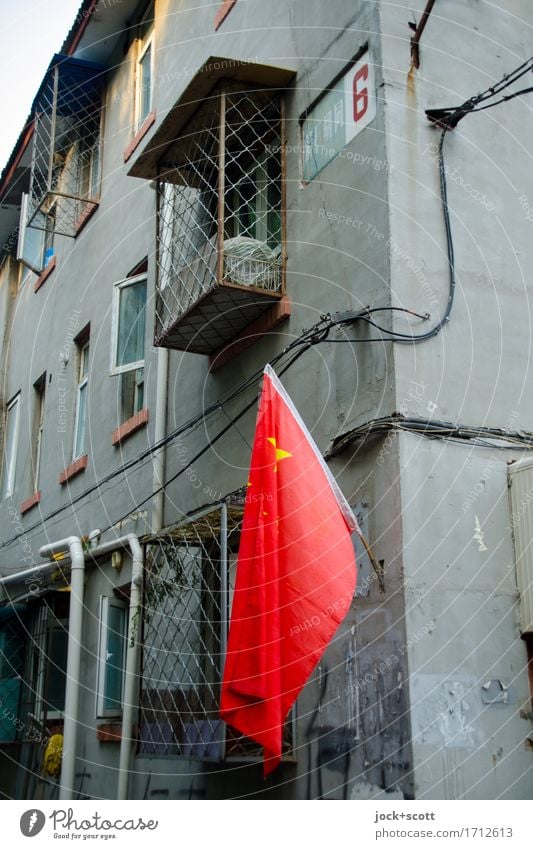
[0,0,83,168]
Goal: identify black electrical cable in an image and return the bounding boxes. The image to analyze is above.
[470,86,533,112]
[0,322,329,552]
[94,336,317,537]
[4,61,532,553]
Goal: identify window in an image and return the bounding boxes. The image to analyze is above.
[121,367,145,422]
[26,596,70,721]
[46,619,69,715]
[17,194,54,275]
[25,56,104,239]
[0,614,25,742]
[139,503,294,760]
[135,8,154,129]
[1,394,20,500]
[73,338,90,460]
[32,374,46,492]
[96,596,128,717]
[225,149,282,248]
[111,273,147,420]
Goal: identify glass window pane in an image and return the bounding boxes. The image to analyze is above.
[104,605,126,711]
[47,624,68,713]
[117,280,147,368]
[74,382,87,458]
[120,367,144,422]
[17,195,46,273]
[139,43,152,125]
[1,398,19,500]
[80,342,89,380]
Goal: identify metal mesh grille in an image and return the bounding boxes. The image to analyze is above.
[155,86,283,351]
[28,58,104,237]
[139,501,294,761]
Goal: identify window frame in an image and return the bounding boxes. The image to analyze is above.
[96,595,128,719]
[30,603,70,723]
[0,393,21,501]
[72,339,90,461]
[135,11,154,130]
[120,367,145,422]
[16,193,54,275]
[110,272,147,376]
[33,374,46,492]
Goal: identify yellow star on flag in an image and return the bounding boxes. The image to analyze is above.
[267,437,292,472]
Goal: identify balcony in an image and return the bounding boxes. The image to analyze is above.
[27,55,106,238]
[129,57,295,355]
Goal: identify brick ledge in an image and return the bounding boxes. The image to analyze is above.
[74,201,99,236]
[215,0,238,29]
[123,112,156,163]
[112,408,149,446]
[20,491,41,514]
[34,257,56,293]
[59,455,88,485]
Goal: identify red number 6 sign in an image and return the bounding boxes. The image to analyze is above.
[353,64,369,123]
[345,52,376,143]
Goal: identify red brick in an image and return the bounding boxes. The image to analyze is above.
[112,408,149,446]
[214,0,238,29]
[74,202,99,236]
[59,455,88,485]
[20,491,41,514]
[34,257,56,293]
[123,112,156,163]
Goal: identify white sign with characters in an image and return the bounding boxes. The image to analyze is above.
[302,50,376,181]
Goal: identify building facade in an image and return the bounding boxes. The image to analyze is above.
[0,0,531,800]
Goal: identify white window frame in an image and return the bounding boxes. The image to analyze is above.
[135,17,154,130]
[96,595,128,718]
[16,194,48,274]
[31,607,70,723]
[0,393,21,500]
[110,273,147,376]
[120,367,145,422]
[33,376,46,492]
[73,340,90,461]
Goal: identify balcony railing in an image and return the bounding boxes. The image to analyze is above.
[155,84,286,355]
[27,55,105,238]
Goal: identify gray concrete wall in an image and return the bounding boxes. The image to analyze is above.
[6,0,530,801]
[399,434,532,799]
[379,0,533,798]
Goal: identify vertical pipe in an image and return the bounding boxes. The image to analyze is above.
[218,502,228,759]
[152,346,168,532]
[39,537,84,801]
[79,532,146,800]
[117,535,143,800]
[217,89,226,284]
[410,0,437,68]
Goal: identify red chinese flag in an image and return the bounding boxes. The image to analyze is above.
[220,364,357,775]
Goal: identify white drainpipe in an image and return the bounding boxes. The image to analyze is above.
[0,561,62,589]
[152,346,168,532]
[86,533,143,800]
[38,536,84,801]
